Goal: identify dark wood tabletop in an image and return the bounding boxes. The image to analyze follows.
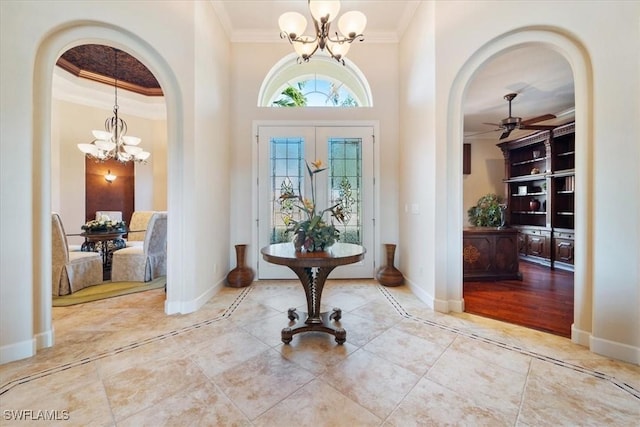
[260,242,365,268]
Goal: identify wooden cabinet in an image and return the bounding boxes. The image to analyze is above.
[498,122,575,270]
[463,227,521,281]
[519,227,551,265]
[553,229,575,271]
[550,123,575,231]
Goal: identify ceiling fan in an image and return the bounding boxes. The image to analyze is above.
[484,93,557,140]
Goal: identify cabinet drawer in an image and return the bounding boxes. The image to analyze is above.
[553,231,574,240]
[522,228,550,237]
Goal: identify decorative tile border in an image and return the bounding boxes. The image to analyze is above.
[377,286,640,400]
[1,284,638,402]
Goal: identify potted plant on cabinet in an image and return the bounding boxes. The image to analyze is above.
[467,193,505,227]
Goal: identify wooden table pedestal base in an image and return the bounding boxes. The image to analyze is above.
[282,307,345,344]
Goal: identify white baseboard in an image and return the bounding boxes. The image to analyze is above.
[0,337,36,365]
[405,278,464,313]
[165,278,225,315]
[35,328,54,350]
[571,324,591,347]
[590,335,640,366]
[447,298,464,313]
[405,278,434,309]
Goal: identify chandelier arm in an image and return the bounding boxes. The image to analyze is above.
[323,43,344,65]
[297,42,320,63]
[326,33,364,44]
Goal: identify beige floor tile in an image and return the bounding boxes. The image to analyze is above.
[102,354,207,421]
[117,380,251,426]
[95,335,186,378]
[1,362,114,426]
[392,317,459,347]
[426,343,526,417]
[333,310,394,347]
[364,326,448,376]
[253,378,381,427]
[447,334,532,375]
[385,376,517,426]
[188,328,272,378]
[569,357,640,392]
[212,348,315,420]
[241,310,295,347]
[519,359,640,426]
[323,348,420,419]
[278,332,359,375]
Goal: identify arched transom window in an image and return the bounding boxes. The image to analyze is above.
[258,53,373,107]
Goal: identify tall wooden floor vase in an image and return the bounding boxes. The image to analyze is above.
[376,243,404,287]
[226,244,254,288]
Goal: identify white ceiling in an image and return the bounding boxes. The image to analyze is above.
[214,1,575,142]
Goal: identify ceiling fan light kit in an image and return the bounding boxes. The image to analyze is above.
[279,0,366,65]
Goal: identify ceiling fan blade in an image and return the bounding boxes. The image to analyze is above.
[482,122,501,127]
[521,113,556,126]
[499,129,512,140]
[520,124,557,130]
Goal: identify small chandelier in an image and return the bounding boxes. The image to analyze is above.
[77,48,150,163]
[279,0,366,65]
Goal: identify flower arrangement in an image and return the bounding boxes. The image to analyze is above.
[280,160,346,252]
[82,214,126,232]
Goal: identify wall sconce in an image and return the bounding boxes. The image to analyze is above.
[104,170,117,183]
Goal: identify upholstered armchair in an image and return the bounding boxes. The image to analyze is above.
[52,213,103,296]
[111,211,167,282]
[126,211,155,247]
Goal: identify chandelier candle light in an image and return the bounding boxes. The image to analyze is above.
[77,48,150,163]
[279,0,366,64]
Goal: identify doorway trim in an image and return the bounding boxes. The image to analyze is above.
[32,23,183,354]
[252,120,381,276]
[446,28,593,347]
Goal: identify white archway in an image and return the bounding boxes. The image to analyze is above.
[445,28,593,346]
[33,23,184,351]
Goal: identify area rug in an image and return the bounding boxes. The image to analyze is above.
[52,276,166,307]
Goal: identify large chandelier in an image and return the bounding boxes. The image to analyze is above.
[279,0,366,65]
[77,48,150,163]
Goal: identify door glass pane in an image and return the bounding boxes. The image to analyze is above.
[270,137,303,244]
[328,138,362,244]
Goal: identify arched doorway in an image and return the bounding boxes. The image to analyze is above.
[32,23,184,352]
[461,46,575,336]
[445,28,594,347]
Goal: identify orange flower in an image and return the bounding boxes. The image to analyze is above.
[303,198,314,211]
[311,159,324,169]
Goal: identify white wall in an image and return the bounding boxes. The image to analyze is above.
[0,0,231,363]
[462,139,504,226]
[398,1,438,307]
[230,42,400,273]
[399,0,640,364]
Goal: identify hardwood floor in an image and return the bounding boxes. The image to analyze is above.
[463,261,574,338]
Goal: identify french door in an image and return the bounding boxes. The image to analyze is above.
[257,125,374,279]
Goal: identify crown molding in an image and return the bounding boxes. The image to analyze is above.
[52,67,166,121]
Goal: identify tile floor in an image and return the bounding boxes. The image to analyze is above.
[1,280,638,426]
